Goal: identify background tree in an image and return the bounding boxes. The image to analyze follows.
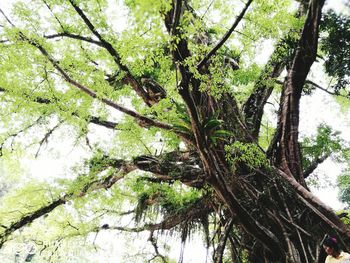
[0,0,350,262]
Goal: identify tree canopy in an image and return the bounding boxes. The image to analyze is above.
[0,0,350,262]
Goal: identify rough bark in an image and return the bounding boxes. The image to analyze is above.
[272,0,325,184]
[1,0,350,262]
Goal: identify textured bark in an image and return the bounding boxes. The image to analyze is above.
[243,61,284,138]
[242,0,310,139]
[272,0,325,184]
[1,0,350,262]
[0,152,206,248]
[168,0,350,261]
[0,198,66,249]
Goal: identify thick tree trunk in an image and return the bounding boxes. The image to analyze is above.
[167,0,350,261]
[204,163,350,262]
[2,1,350,262]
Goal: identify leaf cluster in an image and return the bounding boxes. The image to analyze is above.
[131,178,203,223]
[225,141,268,170]
[320,10,350,93]
[338,173,350,206]
[301,124,346,168]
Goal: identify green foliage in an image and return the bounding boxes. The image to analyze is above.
[320,10,350,93]
[244,0,297,38]
[203,117,232,145]
[131,178,203,222]
[225,142,268,170]
[337,172,350,206]
[258,118,275,150]
[337,210,350,227]
[0,181,60,226]
[0,0,349,261]
[237,0,301,60]
[301,124,347,169]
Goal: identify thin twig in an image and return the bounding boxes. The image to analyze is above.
[0,8,15,27]
[35,120,63,158]
[44,33,103,46]
[42,0,65,31]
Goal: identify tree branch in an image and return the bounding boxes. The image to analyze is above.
[35,120,63,157]
[0,150,206,248]
[133,151,204,188]
[88,116,118,130]
[44,33,103,47]
[276,168,350,241]
[305,79,349,98]
[0,160,135,249]
[42,0,66,32]
[197,0,253,70]
[0,8,15,27]
[242,1,310,139]
[148,231,167,263]
[163,3,213,160]
[0,198,67,249]
[0,86,119,130]
[243,61,284,138]
[171,0,182,35]
[213,218,234,263]
[272,0,325,184]
[67,0,153,106]
[23,38,190,140]
[303,153,330,178]
[0,116,44,157]
[95,197,213,233]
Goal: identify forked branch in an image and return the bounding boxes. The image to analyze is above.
[272,0,325,184]
[0,151,205,248]
[197,0,253,70]
[0,161,135,249]
[23,37,190,140]
[67,0,153,106]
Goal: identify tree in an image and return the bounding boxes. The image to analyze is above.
[0,0,350,262]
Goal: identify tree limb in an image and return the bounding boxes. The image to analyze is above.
[0,198,67,249]
[44,33,103,47]
[148,231,167,263]
[276,168,350,243]
[213,218,234,263]
[133,151,204,188]
[35,120,63,157]
[171,0,182,35]
[95,197,213,233]
[0,116,44,156]
[42,0,66,32]
[0,161,135,249]
[163,2,210,159]
[303,153,330,178]
[243,61,284,138]
[0,151,205,248]
[0,85,119,130]
[305,79,349,98]
[242,1,310,139]
[272,0,325,184]
[197,0,253,70]
[0,8,15,27]
[23,37,190,140]
[88,116,118,130]
[67,0,153,106]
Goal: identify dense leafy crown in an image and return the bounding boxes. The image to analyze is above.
[0,0,349,262]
